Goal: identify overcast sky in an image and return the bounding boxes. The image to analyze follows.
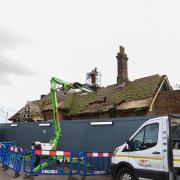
[0,0,180,121]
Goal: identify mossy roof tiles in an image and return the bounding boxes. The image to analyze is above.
[41,74,164,115]
[9,74,167,121]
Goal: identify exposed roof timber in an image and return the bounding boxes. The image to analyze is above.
[117,97,152,110]
[149,75,171,111]
[164,76,173,91]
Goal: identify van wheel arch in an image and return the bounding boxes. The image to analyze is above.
[115,162,137,179]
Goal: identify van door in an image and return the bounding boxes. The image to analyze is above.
[128,120,164,179]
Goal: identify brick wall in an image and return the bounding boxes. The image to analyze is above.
[43,110,63,120]
[154,90,180,115]
[43,108,148,120]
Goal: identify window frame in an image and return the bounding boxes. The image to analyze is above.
[129,123,159,151]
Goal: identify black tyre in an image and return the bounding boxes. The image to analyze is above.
[117,168,137,180]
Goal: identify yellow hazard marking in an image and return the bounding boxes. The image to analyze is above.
[115,154,164,160]
[173,159,180,162]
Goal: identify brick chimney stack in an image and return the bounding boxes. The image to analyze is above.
[90,68,97,85]
[116,46,128,85]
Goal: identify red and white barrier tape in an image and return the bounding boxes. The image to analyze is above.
[35,150,112,157]
[87,152,113,157]
[9,146,23,153]
[35,150,71,156]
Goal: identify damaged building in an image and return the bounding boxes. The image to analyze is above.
[9,46,180,122]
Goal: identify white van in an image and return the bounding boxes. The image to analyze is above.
[111,115,180,180]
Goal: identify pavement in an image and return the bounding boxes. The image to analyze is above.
[0,167,113,180]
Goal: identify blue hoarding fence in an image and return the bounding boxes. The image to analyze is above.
[79,152,112,176]
[0,141,16,148]
[23,149,80,176]
[0,143,5,163]
[0,141,16,165]
[0,143,23,178]
[23,149,112,177]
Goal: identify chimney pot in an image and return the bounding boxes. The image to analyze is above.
[119,46,125,55]
[86,68,102,87]
[40,94,46,99]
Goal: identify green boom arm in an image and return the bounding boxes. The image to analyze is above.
[50,77,92,150]
[33,77,92,172]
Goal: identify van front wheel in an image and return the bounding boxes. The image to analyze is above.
[117,168,137,180]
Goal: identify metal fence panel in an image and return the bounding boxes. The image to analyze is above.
[0,116,156,152]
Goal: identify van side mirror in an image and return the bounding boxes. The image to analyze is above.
[126,140,130,150]
[126,143,129,150]
[127,140,133,150]
[122,140,131,152]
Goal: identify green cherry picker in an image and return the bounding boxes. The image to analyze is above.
[32,77,93,171]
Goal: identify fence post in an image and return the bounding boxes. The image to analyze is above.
[13,148,23,178]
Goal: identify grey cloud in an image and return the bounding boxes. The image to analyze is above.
[0,74,11,85]
[0,26,36,85]
[0,27,25,51]
[0,56,36,85]
[0,56,35,76]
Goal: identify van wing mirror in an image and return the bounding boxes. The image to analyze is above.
[122,140,131,152]
[127,139,133,150]
[126,140,130,150]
